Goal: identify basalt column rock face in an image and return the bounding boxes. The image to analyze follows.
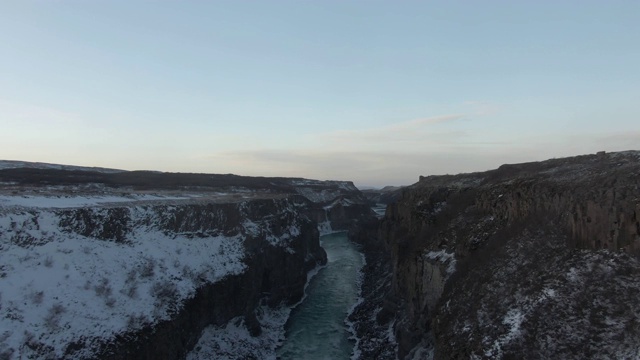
[364,151,640,359]
[347,215,398,359]
[0,195,326,360]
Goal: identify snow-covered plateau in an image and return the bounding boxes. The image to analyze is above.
[0,162,376,360]
[0,192,327,359]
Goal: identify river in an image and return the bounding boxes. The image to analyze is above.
[277,231,365,360]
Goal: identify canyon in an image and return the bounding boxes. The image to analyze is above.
[2,150,640,359]
[0,164,372,359]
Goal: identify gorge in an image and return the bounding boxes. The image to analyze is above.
[0,165,372,359]
[2,150,640,359]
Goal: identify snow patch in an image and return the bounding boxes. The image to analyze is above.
[542,288,557,298]
[295,187,343,204]
[324,197,354,209]
[187,306,290,360]
[502,308,525,342]
[0,207,246,359]
[0,194,191,208]
[371,204,386,218]
[405,339,434,360]
[189,261,326,359]
[424,250,457,276]
[318,221,334,236]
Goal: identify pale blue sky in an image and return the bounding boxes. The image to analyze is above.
[1,1,638,186]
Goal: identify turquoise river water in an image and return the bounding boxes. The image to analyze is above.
[277,232,365,360]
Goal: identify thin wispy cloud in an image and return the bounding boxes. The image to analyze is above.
[323,114,467,144]
[171,127,636,187]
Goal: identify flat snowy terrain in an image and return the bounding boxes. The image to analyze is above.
[0,194,191,208]
[0,193,267,359]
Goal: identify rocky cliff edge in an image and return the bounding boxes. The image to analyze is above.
[0,164,372,359]
[353,151,640,359]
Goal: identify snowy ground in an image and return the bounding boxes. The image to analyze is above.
[295,187,347,204]
[188,263,325,360]
[424,250,457,278]
[186,306,292,360]
[0,194,191,208]
[0,188,287,208]
[0,173,358,359]
[0,201,249,359]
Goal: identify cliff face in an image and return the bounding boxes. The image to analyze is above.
[355,151,640,359]
[0,161,377,359]
[0,164,374,236]
[291,180,375,233]
[360,186,403,206]
[0,195,327,359]
[97,199,326,360]
[347,216,398,359]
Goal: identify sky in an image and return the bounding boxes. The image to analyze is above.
[1,1,638,187]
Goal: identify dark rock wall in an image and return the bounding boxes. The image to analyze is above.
[95,224,325,360]
[347,216,398,359]
[294,194,375,232]
[360,187,403,205]
[355,151,640,359]
[57,197,327,360]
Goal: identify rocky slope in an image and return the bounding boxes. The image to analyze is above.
[351,151,640,359]
[0,163,372,359]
